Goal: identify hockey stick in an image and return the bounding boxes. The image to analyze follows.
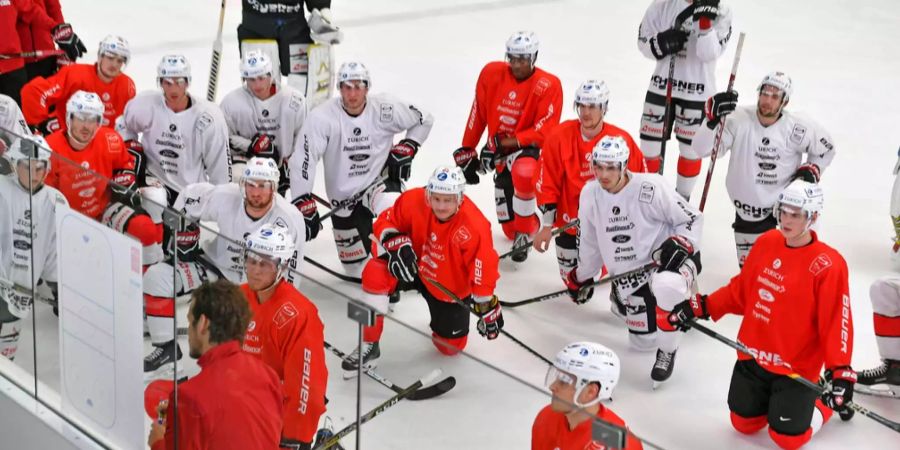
[303,256,362,284]
[0,49,65,60]
[206,0,226,102]
[319,175,389,222]
[324,341,456,401]
[498,219,579,260]
[688,320,900,432]
[424,277,552,366]
[499,262,657,308]
[656,6,694,175]
[312,369,442,449]
[699,32,746,212]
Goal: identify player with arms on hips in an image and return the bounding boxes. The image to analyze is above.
[220,51,307,195]
[143,157,305,377]
[117,55,231,204]
[342,166,501,377]
[665,180,856,447]
[566,135,703,386]
[636,0,733,199]
[692,72,835,267]
[535,79,647,285]
[0,136,68,360]
[454,31,562,262]
[240,224,326,450]
[289,61,433,277]
[21,35,134,135]
[532,342,644,450]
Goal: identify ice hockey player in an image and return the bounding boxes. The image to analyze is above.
[117,54,231,204]
[454,31,562,262]
[0,135,68,360]
[535,79,647,284]
[240,223,327,450]
[342,166,501,377]
[44,90,165,267]
[0,93,30,175]
[142,157,305,376]
[221,50,307,194]
[636,0,733,199]
[21,35,134,134]
[289,61,433,277]
[565,135,703,386]
[692,72,835,267]
[532,342,644,450]
[857,278,900,390]
[665,180,856,447]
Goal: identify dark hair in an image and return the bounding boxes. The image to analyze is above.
[189,279,251,344]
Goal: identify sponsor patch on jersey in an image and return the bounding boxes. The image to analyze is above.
[106,132,121,153]
[758,288,775,302]
[289,94,302,111]
[274,217,288,229]
[453,226,472,245]
[273,303,298,329]
[808,253,832,275]
[639,182,655,204]
[79,187,96,198]
[247,320,256,332]
[789,124,807,145]
[499,115,517,126]
[758,162,776,170]
[349,153,370,162]
[534,78,550,96]
[612,234,631,244]
[13,240,31,250]
[380,104,393,123]
[160,149,179,158]
[196,113,213,132]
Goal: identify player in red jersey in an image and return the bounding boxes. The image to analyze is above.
[240,223,328,450]
[665,180,855,449]
[342,166,502,377]
[453,31,562,262]
[532,341,643,450]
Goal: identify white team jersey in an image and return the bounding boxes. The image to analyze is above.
[0,177,68,318]
[220,85,308,163]
[576,173,703,298]
[692,106,836,222]
[637,0,733,101]
[289,93,434,202]
[118,91,231,192]
[174,183,306,288]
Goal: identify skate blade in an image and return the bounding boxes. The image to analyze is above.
[856,384,899,398]
[342,362,377,380]
[652,380,662,390]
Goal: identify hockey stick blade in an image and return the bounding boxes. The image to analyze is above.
[319,175,388,221]
[499,262,656,308]
[498,219,579,259]
[856,384,899,399]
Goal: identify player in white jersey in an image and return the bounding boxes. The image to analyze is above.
[0,93,30,175]
[288,61,434,277]
[116,55,231,204]
[220,51,308,195]
[858,277,900,389]
[692,71,835,267]
[0,135,68,360]
[637,0,732,199]
[565,135,703,386]
[142,157,305,376]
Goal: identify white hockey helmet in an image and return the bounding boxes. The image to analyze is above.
[66,90,105,128]
[337,61,370,87]
[8,135,52,170]
[505,31,539,60]
[758,71,792,101]
[98,35,130,63]
[775,179,823,226]
[591,135,630,168]
[574,79,610,111]
[426,165,466,201]
[157,54,191,83]
[244,223,296,278]
[546,342,620,406]
[240,50,273,79]
[241,156,280,197]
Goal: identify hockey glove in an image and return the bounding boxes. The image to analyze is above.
[248,133,279,160]
[822,367,857,420]
[479,144,496,173]
[654,235,695,273]
[492,133,519,155]
[693,0,720,25]
[31,118,60,136]
[704,90,738,129]
[385,139,419,182]
[278,437,311,450]
[453,146,482,184]
[791,163,821,183]
[474,295,504,340]
[665,294,709,331]
[381,232,418,284]
[565,269,594,305]
[277,162,290,197]
[111,168,140,207]
[654,28,689,59]
[52,23,87,61]
[292,194,321,241]
[308,8,344,44]
[165,222,202,261]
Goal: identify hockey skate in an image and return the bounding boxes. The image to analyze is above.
[313,417,345,450]
[510,232,531,263]
[144,340,183,378]
[858,359,900,386]
[341,341,380,379]
[651,349,676,389]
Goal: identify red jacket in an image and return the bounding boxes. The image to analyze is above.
[16,0,63,63]
[0,0,60,74]
[152,341,283,450]
[531,404,644,450]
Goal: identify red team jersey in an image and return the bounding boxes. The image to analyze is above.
[461,61,563,151]
[240,281,328,444]
[45,127,133,219]
[21,63,136,129]
[531,404,644,450]
[373,188,500,301]
[538,120,648,233]
[706,230,853,381]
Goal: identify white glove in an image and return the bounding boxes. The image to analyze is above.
[309,8,343,44]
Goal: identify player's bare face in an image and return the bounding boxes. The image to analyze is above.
[577,104,605,133]
[547,370,577,413]
[340,81,368,115]
[161,78,189,111]
[427,192,460,221]
[246,75,274,100]
[777,206,813,245]
[592,163,624,192]
[245,253,280,292]
[186,307,203,359]
[97,54,126,81]
[68,115,101,147]
[243,179,274,214]
[506,54,534,81]
[756,87,785,120]
[15,160,48,192]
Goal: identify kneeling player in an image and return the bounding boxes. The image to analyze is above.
[343,166,502,377]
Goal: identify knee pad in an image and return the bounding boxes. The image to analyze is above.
[870,277,900,316]
[672,98,704,145]
[126,215,164,265]
[139,184,168,224]
[362,258,397,297]
[730,411,767,435]
[513,211,539,235]
[650,270,692,311]
[767,427,812,450]
[555,234,578,281]
[494,169,514,225]
[364,179,401,216]
[332,204,373,267]
[144,293,175,318]
[500,222,516,240]
[144,261,213,298]
[432,334,467,356]
[511,155,539,198]
[676,157,702,177]
[639,91,667,147]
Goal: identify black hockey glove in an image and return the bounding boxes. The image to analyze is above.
[666,294,709,331]
[821,367,857,421]
[31,118,60,136]
[453,146,483,184]
[654,235,695,273]
[292,193,321,241]
[704,90,738,129]
[791,163,820,183]
[564,269,594,305]
[385,139,418,183]
[52,23,87,61]
[693,0,720,22]
[479,144,496,173]
[164,222,202,261]
[654,28,689,59]
[110,168,140,207]
[474,295,504,340]
[381,232,418,284]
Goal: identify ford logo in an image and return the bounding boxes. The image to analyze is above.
[758,162,776,170]
[349,154,369,162]
[13,240,31,250]
[160,149,179,158]
[612,234,631,244]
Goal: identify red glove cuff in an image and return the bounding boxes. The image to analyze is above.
[699,17,712,30]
